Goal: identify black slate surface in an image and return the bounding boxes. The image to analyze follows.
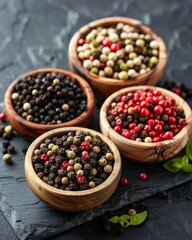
[1,0,192,239]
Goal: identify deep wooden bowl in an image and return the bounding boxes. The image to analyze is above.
[68,17,167,100]
[25,127,122,212]
[100,86,192,163]
[4,68,95,139]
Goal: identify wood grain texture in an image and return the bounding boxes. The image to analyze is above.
[100,85,192,163]
[25,127,122,212]
[4,68,96,140]
[68,17,167,100]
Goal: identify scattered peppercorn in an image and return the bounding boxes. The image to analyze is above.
[3,153,12,164]
[32,131,114,191]
[11,72,87,125]
[120,177,128,186]
[139,172,147,181]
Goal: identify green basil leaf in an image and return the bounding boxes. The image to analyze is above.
[171,162,182,169]
[130,211,147,226]
[119,214,131,221]
[119,220,125,227]
[109,216,119,224]
[186,140,192,160]
[183,164,192,173]
[181,155,189,166]
[163,157,183,172]
[124,221,131,228]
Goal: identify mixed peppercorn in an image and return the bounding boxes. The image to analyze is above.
[0,112,15,164]
[107,88,186,142]
[32,130,114,191]
[77,22,159,80]
[12,72,87,125]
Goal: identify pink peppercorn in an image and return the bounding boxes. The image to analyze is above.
[40,154,48,161]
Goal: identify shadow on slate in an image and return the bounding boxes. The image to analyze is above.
[0,106,192,240]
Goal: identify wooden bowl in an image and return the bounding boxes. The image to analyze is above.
[4,68,95,139]
[68,17,167,100]
[100,86,192,163]
[25,127,122,212]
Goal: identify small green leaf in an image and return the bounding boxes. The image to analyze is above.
[186,140,192,160]
[183,164,192,173]
[109,216,119,224]
[119,220,125,227]
[119,214,131,221]
[130,211,147,226]
[163,157,183,172]
[171,162,182,169]
[124,221,131,228]
[181,155,189,166]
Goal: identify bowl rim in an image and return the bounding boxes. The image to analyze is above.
[100,85,192,148]
[25,127,122,196]
[68,16,167,85]
[4,68,95,131]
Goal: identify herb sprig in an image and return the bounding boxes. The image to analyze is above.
[109,211,147,228]
[163,140,192,173]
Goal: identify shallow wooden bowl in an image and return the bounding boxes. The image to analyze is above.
[68,17,167,100]
[4,68,95,139]
[100,86,192,163]
[25,127,122,212]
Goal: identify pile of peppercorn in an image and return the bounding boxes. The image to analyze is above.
[0,112,15,163]
[32,130,114,191]
[107,89,186,142]
[11,72,87,125]
[77,22,159,80]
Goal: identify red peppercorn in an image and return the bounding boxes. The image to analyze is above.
[117,107,124,114]
[81,154,90,161]
[117,102,125,108]
[120,177,128,186]
[149,131,157,138]
[40,154,48,161]
[102,38,112,47]
[80,141,90,151]
[60,161,69,169]
[155,124,163,132]
[122,130,130,138]
[134,105,141,113]
[111,109,118,117]
[140,101,149,108]
[163,131,173,140]
[129,122,136,129]
[114,126,121,133]
[0,112,6,121]
[140,108,150,117]
[168,116,176,124]
[110,43,120,52]
[139,172,147,181]
[165,107,171,115]
[89,56,95,61]
[134,126,141,133]
[100,62,106,69]
[148,119,155,126]
[144,125,151,132]
[171,87,181,95]
[78,38,85,45]
[70,144,75,150]
[154,105,163,115]
[146,97,153,103]
[159,100,167,108]
[179,118,186,126]
[153,137,161,142]
[116,119,123,127]
[170,124,176,130]
[77,176,87,184]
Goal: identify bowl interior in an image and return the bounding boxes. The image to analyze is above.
[5,68,95,133]
[69,17,167,85]
[25,127,122,197]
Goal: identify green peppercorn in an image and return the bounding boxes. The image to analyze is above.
[128,208,136,216]
[4,125,14,135]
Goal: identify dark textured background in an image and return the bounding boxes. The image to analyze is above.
[0,0,192,239]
